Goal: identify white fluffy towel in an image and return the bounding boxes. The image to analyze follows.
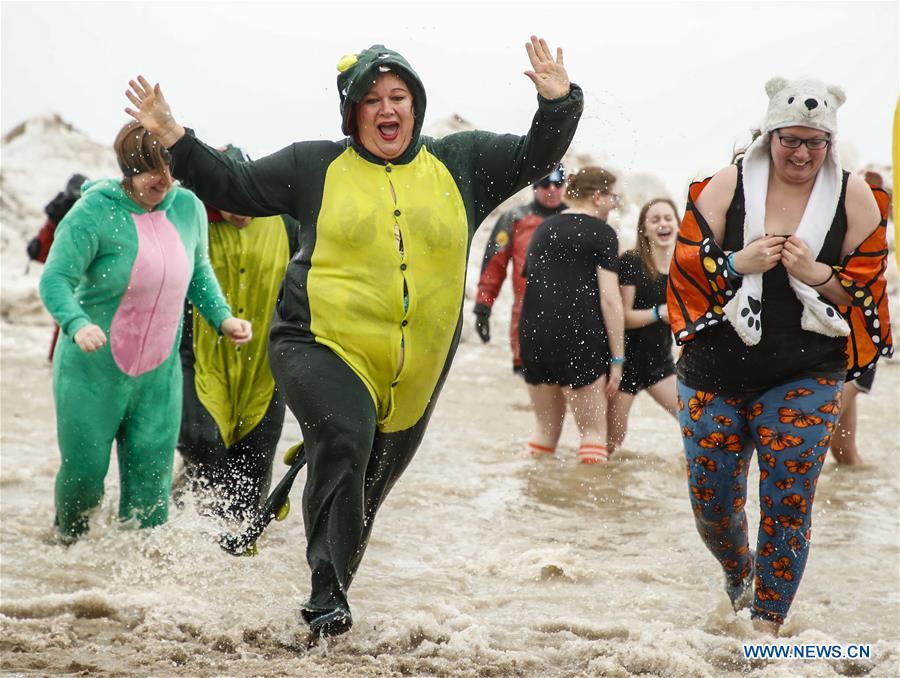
[723,77,851,345]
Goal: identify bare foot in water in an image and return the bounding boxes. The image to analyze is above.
[753,618,780,636]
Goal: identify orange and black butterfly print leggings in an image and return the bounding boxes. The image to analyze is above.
[676,377,843,625]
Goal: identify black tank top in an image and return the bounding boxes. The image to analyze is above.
[677,162,849,396]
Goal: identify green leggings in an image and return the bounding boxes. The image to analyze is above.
[53,340,181,537]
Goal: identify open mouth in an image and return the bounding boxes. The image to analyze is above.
[656,227,673,238]
[378,123,400,141]
[142,185,168,203]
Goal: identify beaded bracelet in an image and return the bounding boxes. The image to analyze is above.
[725,252,742,277]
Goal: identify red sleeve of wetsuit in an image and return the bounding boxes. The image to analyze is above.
[476,209,518,307]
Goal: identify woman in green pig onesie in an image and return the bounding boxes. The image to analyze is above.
[125,36,583,638]
[40,120,251,543]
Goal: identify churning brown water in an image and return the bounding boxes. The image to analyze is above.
[2,313,898,676]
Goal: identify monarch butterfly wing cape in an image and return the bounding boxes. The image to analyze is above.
[835,186,893,379]
[667,180,892,381]
[667,177,741,344]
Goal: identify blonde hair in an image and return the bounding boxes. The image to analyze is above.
[565,166,617,202]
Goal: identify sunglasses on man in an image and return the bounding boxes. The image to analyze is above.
[537,177,564,189]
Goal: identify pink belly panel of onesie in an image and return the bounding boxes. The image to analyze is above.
[110,211,192,377]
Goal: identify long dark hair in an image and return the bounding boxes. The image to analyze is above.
[631,198,680,279]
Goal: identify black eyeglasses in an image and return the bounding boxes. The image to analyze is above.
[538,178,564,189]
[775,132,830,151]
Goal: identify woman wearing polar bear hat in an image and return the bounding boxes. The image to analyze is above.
[667,78,892,632]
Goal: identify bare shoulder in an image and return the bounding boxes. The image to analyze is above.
[696,165,737,208]
[694,165,737,239]
[845,173,881,222]
[842,173,882,255]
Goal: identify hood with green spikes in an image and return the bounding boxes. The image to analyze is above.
[336,44,427,144]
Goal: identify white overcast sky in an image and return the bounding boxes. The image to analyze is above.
[2,0,897,198]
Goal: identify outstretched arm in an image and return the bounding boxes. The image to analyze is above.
[439,36,583,224]
[125,75,306,218]
[124,75,186,148]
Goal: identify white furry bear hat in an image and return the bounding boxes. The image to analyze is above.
[762,77,846,134]
[723,77,850,347]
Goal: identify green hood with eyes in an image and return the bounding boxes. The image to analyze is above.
[335,44,427,146]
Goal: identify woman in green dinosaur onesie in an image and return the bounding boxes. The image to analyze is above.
[125,36,583,637]
[40,120,252,542]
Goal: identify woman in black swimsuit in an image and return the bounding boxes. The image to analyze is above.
[607,198,680,453]
[518,167,624,464]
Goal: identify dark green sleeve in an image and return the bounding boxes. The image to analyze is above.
[282,215,301,256]
[168,131,342,222]
[431,84,584,227]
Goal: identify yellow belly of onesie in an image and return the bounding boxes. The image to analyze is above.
[308,147,468,432]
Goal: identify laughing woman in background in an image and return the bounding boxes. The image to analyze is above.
[607,198,680,454]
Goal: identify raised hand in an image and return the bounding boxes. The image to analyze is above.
[124,75,185,147]
[524,36,570,100]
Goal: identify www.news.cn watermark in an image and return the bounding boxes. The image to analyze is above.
[742,644,872,660]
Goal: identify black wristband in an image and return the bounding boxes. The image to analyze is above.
[810,268,835,287]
